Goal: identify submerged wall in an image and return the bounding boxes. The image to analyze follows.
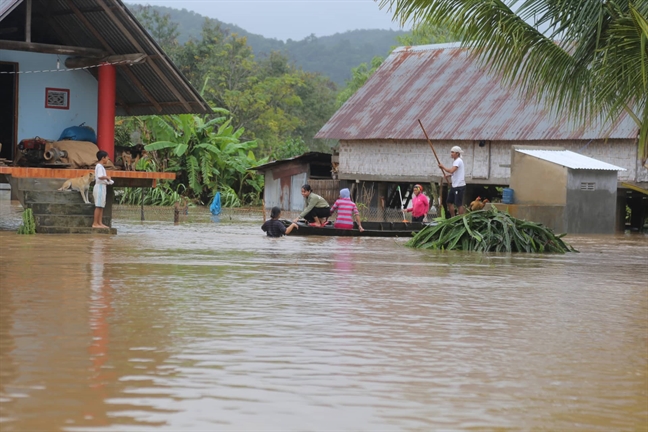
[565,170,619,234]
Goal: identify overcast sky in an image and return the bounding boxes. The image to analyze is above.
[124,0,410,41]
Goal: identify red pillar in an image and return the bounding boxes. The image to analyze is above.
[97,63,116,161]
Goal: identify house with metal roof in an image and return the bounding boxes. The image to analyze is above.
[502,147,629,234]
[252,152,338,212]
[0,0,210,233]
[0,0,210,163]
[315,43,647,226]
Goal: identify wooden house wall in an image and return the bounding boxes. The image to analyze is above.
[338,139,645,185]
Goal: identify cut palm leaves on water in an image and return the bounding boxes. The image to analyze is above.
[406,207,577,253]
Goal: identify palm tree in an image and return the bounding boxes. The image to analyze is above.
[379,0,648,165]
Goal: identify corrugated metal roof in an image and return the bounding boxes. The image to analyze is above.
[0,0,20,21]
[316,43,639,141]
[1,0,210,116]
[517,149,627,171]
[252,152,331,171]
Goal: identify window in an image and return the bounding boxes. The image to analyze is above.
[45,88,70,110]
[580,182,596,191]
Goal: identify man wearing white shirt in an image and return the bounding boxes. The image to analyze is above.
[439,145,466,216]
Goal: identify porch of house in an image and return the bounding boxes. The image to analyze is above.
[0,166,175,234]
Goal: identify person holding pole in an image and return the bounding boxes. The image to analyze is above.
[439,146,466,216]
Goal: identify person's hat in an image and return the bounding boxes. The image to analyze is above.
[450,146,464,153]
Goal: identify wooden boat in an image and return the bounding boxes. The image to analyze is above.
[281,220,435,237]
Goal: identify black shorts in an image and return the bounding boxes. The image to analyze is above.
[447,186,466,207]
[304,206,331,222]
[412,215,425,222]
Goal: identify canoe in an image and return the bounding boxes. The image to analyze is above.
[281,220,435,237]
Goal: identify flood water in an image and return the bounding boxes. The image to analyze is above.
[1,202,647,430]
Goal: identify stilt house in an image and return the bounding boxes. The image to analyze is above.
[315,43,647,230]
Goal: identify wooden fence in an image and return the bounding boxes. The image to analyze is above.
[308,179,340,204]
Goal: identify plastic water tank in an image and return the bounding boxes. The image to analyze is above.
[502,188,514,204]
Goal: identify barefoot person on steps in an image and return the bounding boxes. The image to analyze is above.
[92,150,113,229]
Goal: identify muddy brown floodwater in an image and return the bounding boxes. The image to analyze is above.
[0,209,647,430]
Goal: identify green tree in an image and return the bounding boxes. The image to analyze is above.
[271,137,309,161]
[130,5,180,57]
[291,70,338,151]
[138,110,266,205]
[379,0,648,164]
[336,56,384,108]
[395,22,457,46]
[335,23,457,108]
[174,23,306,155]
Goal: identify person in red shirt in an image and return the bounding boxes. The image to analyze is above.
[405,184,430,222]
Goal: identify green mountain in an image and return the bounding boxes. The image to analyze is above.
[126,4,406,85]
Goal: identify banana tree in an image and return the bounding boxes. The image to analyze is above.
[143,110,267,204]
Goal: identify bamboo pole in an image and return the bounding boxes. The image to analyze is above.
[417,119,447,208]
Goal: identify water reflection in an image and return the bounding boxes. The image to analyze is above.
[0,219,646,431]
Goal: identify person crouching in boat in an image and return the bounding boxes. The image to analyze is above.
[330,188,364,232]
[404,184,430,222]
[262,206,298,237]
[293,184,331,227]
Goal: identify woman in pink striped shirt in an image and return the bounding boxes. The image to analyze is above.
[330,188,364,231]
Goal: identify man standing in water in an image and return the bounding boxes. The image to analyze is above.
[439,146,466,216]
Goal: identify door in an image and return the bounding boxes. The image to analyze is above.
[290,173,307,211]
[0,62,17,160]
[472,140,490,179]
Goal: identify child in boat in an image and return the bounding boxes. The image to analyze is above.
[329,188,364,231]
[293,184,331,227]
[262,206,297,237]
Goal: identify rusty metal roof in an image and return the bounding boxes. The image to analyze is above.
[1,0,210,116]
[316,43,639,141]
[251,152,331,172]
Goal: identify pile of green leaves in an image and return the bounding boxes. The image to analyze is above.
[406,207,577,253]
[17,208,36,235]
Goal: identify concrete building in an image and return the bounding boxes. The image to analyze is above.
[1,0,210,162]
[0,0,209,233]
[500,147,626,234]
[315,43,647,229]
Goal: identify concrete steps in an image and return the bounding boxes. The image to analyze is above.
[35,214,111,228]
[23,190,92,204]
[37,226,117,235]
[13,177,116,235]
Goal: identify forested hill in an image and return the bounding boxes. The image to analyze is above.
[125,4,406,85]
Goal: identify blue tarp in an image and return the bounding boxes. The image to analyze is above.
[210,192,221,215]
[59,123,97,144]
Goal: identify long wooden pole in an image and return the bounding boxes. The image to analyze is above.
[417,119,447,208]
